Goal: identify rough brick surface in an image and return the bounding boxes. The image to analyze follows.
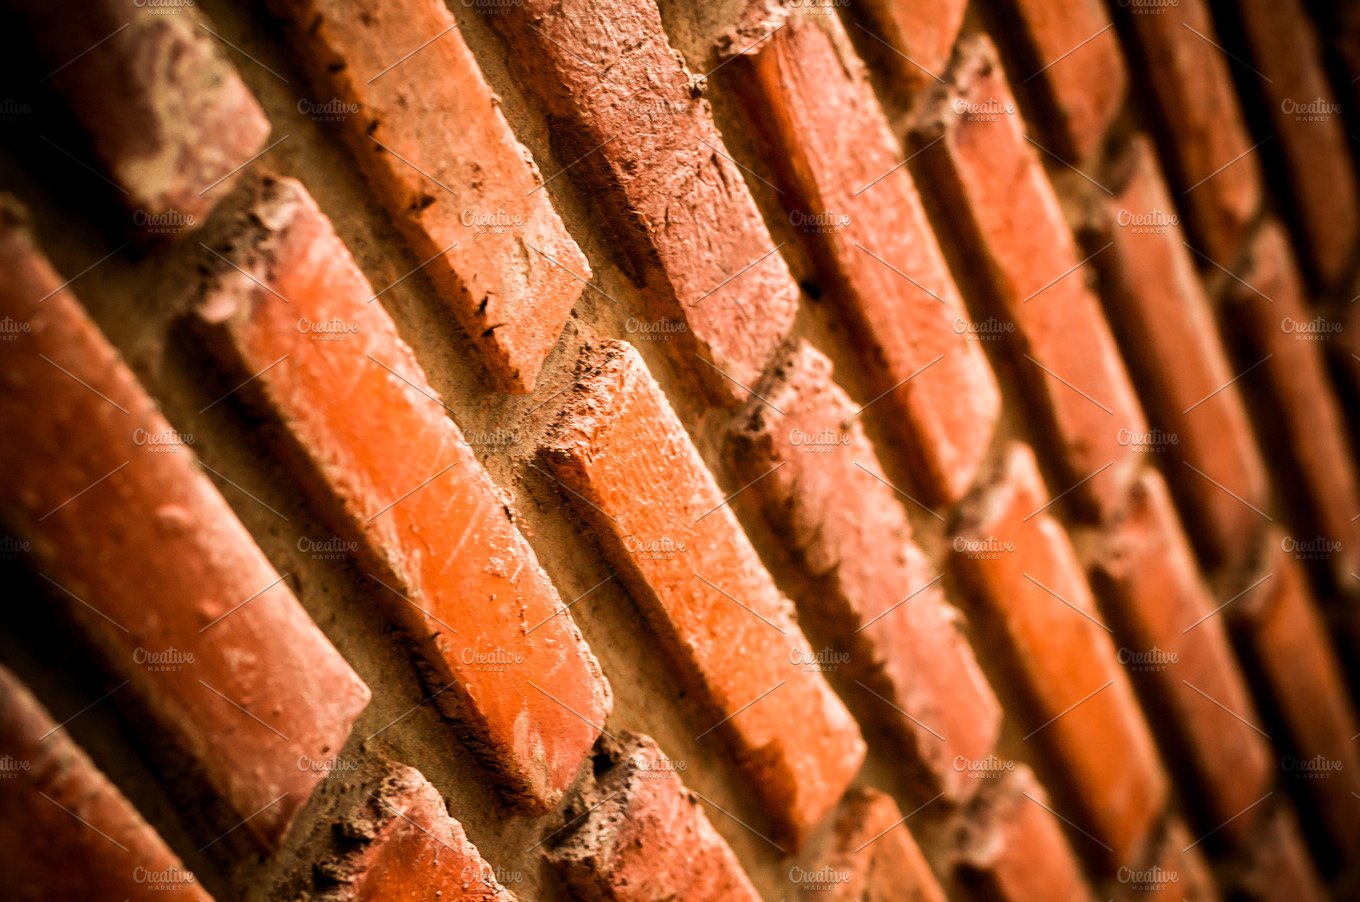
[547,732,760,901]
[727,340,1001,802]
[269,0,589,392]
[0,664,208,901]
[1117,0,1262,264]
[916,36,1144,521]
[1100,137,1268,568]
[1091,471,1272,843]
[856,0,967,88]
[737,15,1001,502]
[543,340,865,844]
[952,443,1166,864]
[192,176,609,812]
[484,0,798,400]
[0,202,371,847]
[16,0,269,232]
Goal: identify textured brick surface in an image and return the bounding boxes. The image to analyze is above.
[0,203,370,847]
[856,0,967,88]
[543,340,864,843]
[0,664,208,901]
[916,36,1144,521]
[269,0,589,392]
[953,443,1166,864]
[737,15,1001,503]
[192,176,609,812]
[485,0,799,400]
[727,340,1001,802]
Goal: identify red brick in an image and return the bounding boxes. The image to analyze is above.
[788,786,946,902]
[915,36,1145,521]
[1231,803,1328,902]
[483,0,798,401]
[191,176,609,813]
[1231,540,1360,860]
[1226,221,1360,585]
[268,0,589,393]
[1100,137,1269,568]
[1090,471,1272,844]
[0,201,371,847]
[16,0,269,234]
[1002,0,1127,163]
[726,340,1001,801]
[1235,0,1360,288]
[547,732,761,901]
[1121,818,1220,902]
[734,16,1001,503]
[1116,0,1263,264]
[856,0,967,88]
[316,760,513,900]
[953,766,1095,902]
[952,443,1167,864]
[0,664,207,901]
[542,340,865,844]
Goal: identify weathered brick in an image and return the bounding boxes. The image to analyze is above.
[1225,221,1360,585]
[0,664,208,901]
[788,786,946,902]
[16,0,269,233]
[1234,0,1359,288]
[1001,0,1127,162]
[542,340,865,844]
[952,443,1167,864]
[856,0,967,88]
[1115,0,1263,264]
[0,201,371,847]
[315,760,513,901]
[483,0,798,401]
[269,0,589,392]
[734,15,1001,503]
[727,340,1001,801]
[547,732,761,901]
[915,36,1144,521]
[953,766,1095,902]
[1099,137,1269,568]
[192,176,609,813]
[1231,803,1328,902]
[1230,540,1360,861]
[1090,471,1272,844]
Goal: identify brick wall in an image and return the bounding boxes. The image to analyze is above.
[0,0,1357,898]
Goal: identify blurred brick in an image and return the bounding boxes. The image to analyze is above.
[0,664,208,901]
[952,443,1166,864]
[1230,802,1328,902]
[1116,0,1262,264]
[736,16,1001,503]
[1091,471,1272,845]
[1100,137,1269,569]
[915,35,1144,521]
[548,732,760,901]
[1115,817,1219,901]
[0,201,370,847]
[727,340,1001,802]
[856,0,965,88]
[192,176,609,813]
[543,340,865,845]
[484,0,798,402]
[269,0,588,392]
[15,0,269,233]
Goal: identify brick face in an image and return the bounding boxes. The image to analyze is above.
[192,176,610,813]
[855,0,967,88]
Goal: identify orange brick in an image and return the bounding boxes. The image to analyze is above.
[191,176,609,813]
[1114,817,1220,901]
[915,35,1144,521]
[1100,137,1269,568]
[0,664,206,901]
[735,15,1001,502]
[856,0,967,88]
[542,340,865,845]
[727,340,1001,802]
[548,733,761,901]
[1091,471,1272,844]
[484,0,798,401]
[268,0,588,392]
[0,201,370,847]
[952,443,1166,864]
